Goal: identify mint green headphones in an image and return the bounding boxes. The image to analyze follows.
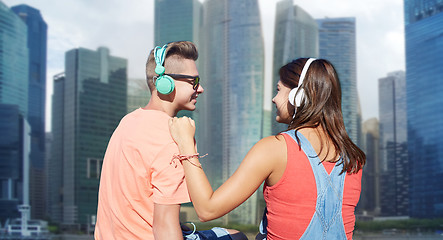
[154,44,175,94]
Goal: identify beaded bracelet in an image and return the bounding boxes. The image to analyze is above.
[170,153,207,168]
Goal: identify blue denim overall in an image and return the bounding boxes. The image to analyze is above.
[258,130,347,240]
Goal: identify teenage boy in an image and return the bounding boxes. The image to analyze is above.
[95,41,245,240]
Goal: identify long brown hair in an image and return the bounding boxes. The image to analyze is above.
[279,58,365,174]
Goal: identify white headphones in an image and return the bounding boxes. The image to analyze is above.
[288,58,317,107]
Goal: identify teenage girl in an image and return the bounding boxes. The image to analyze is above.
[169,58,365,240]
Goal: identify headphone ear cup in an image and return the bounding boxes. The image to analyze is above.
[295,88,305,107]
[288,88,305,107]
[288,88,297,106]
[155,75,175,95]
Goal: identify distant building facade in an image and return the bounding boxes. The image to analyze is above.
[127,78,150,113]
[0,2,28,115]
[358,118,380,216]
[404,0,443,218]
[154,0,202,119]
[198,0,265,224]
[0,2,30,224]
[48,47,127,228]
[12,4,48,220]
[0,105,30,224]
[271,0,318,134]
[378,71,408,217]
[317,17,360,145]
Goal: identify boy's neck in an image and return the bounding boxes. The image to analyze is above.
[144,93,178,117]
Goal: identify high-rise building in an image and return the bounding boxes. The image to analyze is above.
[317,17,359,145]
[0,2,28,116]
[198,0,264,224]
[12,4,48,220]
[47,73,65,224]
[154,0,202,119]
[154,0,202,46]
[49,47,127,227]
[358,118,380,216]
[271,0,318,134]
[378,71,408,217]
[0,105,31,224]
[44,132,53,222]
[404,0,443,218]
[0,2,30,225]
[357,97,363,148]
[127,78,150,113]
[262,109,272,138]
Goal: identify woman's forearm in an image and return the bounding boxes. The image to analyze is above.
[177,142,223,221]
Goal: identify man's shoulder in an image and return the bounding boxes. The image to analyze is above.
[119,109,170,130]
[118,109,175,152]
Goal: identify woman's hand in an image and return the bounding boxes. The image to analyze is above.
[168,116,196,149]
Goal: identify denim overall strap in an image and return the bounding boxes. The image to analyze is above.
[285,130,347,240]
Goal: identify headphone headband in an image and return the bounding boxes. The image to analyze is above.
[153,44,175,95]
[298,58,316,88]
[288,58,317,107]
[154,44,168,75]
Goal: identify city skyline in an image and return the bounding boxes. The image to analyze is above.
[2,0,405,130]
[2,0,443,231]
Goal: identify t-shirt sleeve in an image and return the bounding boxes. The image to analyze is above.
[151,142,191,205]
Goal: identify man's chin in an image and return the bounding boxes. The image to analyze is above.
[183,104,196,112]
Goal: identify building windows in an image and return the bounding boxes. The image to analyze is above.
[87,158,102,179]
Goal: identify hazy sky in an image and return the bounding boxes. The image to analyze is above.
[3,0,405,131]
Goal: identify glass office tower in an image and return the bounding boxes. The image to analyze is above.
[12,4,48,220]
[47,73,64,223]
[49,47,127,227]
[198,0,264,224]
[271,0,318,134]
[0,2,29,224]
[378,71,408,217]
[317,17,359,145]
[0,2,28,116]
[0,105,30,224]
[127,78,150,113]
[154,0,202,119]
[154,0,201,46]
[404,0,443,218]
[358,118,380,216]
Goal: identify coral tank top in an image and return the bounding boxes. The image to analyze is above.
[263,133,362,240]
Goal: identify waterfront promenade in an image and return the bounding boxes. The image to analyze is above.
[48,232,443,240]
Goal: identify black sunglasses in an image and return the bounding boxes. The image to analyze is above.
[167,73,200,90]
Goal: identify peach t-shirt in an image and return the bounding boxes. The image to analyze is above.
[95,108,190,240]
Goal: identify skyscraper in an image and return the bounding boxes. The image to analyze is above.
[0,105,31,224]
[154,0,202,119]
[271,0,318,134]
[404,0,443,218]
[127,78,150,113]
[358,118,380,216]
[0,2,29,224]
[317,17,359,145]
[378,71,408,217]
[49,47,127,227]
[0,2,28,116]
[154,0,202,46]
[47,73,65,224]
[198,0,264,224]
[12,4,48,220]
